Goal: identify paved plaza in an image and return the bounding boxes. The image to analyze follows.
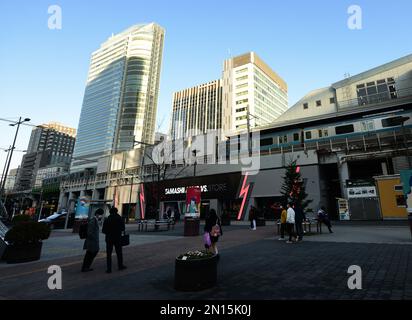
[0,221,411,300]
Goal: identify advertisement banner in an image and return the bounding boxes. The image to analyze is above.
[337,198,350,220]
[185,186,201,217]
[75,196,90,219]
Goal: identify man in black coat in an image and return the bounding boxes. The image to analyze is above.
[102,207,127,273]
[294,204,306,241]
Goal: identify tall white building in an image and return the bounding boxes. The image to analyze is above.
[169,52,288,140]
[222,52,288,134]
[71,23,165,172]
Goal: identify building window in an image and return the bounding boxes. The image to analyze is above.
[316,100,322,107]
[236,91,248,97]
[235,67,248,74]
[305,131,312,139]
[279,135,288,144]
[236,75,248,81]
[293,133,300,141]
[381,116,405,128]
[394,185,403,192]
[335,124,354,135]
[303,103,308,109]
[330,97,335,104]
[260,137,273,146]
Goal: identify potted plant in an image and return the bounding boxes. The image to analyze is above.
[3,215,50,263]
[174,250,218,291]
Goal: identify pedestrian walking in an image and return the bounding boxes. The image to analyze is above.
[278,204,287,240]
[102,207,127,273]
[286,203,297,243]
[294,204,306,241]
[317,206,333,233]
[249,206,257,230]
[204,209,222,255]
[81,210,102,272]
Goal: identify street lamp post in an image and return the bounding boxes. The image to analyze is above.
[192,149,198,177]
[1,146,12,192]
[0,117,31,199]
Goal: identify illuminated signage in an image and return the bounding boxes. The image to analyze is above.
[164,184,227,195]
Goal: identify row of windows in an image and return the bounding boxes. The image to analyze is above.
[236,98,248,105]
[303,97,335,110]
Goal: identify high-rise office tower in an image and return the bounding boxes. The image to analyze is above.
[170,80,223,140]
[222,52,288,133]
[71,23,165,172]
[169,52,287,140]
[16,122,76,191]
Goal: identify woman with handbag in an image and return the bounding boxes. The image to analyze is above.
[204,209,222,255]
[102,207,127,273]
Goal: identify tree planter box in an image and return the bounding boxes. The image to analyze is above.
[4,242,43,264]
[175,254,218,291]
[183,217,200,236]
[256,218,266,226]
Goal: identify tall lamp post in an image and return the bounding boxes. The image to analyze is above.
[1,146,12,192]
[192,149,199,177]
[0,117,31,200]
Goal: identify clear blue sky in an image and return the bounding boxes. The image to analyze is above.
[1,0,412,170]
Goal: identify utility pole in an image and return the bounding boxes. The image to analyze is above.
[192,150,198,177]
[246,107,252,157]
[0,117,31,200]
[1,146,12,191]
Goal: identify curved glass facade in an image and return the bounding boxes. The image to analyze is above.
[71,23,164,172]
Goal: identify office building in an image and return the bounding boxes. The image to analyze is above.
[170,80,223,140]
[169,52,287,139]
[222,52,288,133]
[15,122,76,191]
[71,23,165,172]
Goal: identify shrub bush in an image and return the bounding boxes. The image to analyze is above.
[5,220,50,245]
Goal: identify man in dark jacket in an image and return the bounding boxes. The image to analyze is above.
[294,204,306,241]
[81,210,101,272]
[102,207,127,273]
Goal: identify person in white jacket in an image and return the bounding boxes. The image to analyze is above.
[286,203,297,243]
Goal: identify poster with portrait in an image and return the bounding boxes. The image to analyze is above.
[185,186,201,217]
[75,196,90,219]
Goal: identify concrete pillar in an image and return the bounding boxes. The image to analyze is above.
[338,161,349,199]
[381,161,388,175]
[57,191,68,211]
[92,189,99,201]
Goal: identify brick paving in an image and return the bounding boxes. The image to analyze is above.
[0,223,411,300]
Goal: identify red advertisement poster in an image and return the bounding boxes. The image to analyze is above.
[185,186,201,217]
